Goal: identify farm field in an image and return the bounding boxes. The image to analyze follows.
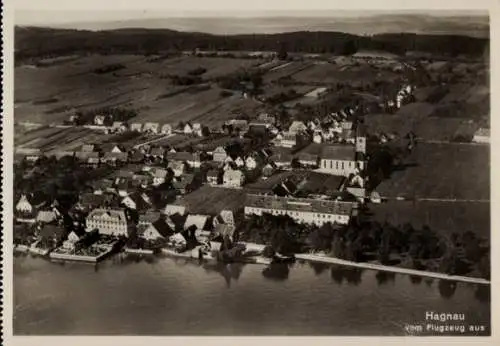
[15,127,109,153]
[375,143,490,200]
[364,114,480,141]
[174,185,247,215]
[292,61,400,85]
[14,54,264,127]
[369,200,490,239]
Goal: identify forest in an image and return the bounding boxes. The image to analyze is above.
[15,26,489,63]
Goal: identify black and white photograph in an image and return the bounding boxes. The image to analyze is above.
[3,0,496,342]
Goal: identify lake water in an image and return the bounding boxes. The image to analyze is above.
[13,254,490,336]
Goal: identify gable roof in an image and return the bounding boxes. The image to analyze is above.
[184,214,210,231]
[138,211,162,224]
[172,174,195,190]
[321,145,356,161]
[36,210,57,223]
[81,144,95,152]
[150,147,165,157]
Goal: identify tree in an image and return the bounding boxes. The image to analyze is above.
[340,40,357,56]
[277,42,288,60]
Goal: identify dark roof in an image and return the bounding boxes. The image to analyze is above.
[139,211,161,224]
[26,191,51,207]
[39,224,66,240]
[150,147,165,157]
[129,151,145,162]
[168,213,188,232]
[151,217,175,238]
[79,192,115,207]
[172,174,195,190]
[103,152,128,161]
[321,145,355,161]
[167,151,198,162]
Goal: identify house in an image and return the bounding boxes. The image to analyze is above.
[257,113,276,125]
[234,156,245,167]
[36,210,58,224]
[111,121,128,133]
[81,144,95,153]
[167,151,201,168]
[167,161,185,177]
[148,147,165,161]
[288,121,308,135]
[91,178,115,195]
[184,123,194,135]
[151,168,169,186]
[172,174,199,194]
[16,193,48,214]
[52,150,75,160]
[121,192,153,211]
[313,132,323,144]
[164,204,186,216]
[269,149,293,168]
[319,145,363,176]
[138,211,162,227]
[473,128,490,144]
[206,169,220,185]
[86,209,129,236]
[129,150,146,164]
[213,146,228,163]
[262,162,277,177]
[245,156,260,170]
[94,115,106,126]
[192,123,203,137]
[101,152,128,165]
[184,214,210,231]
[130,123,143,132]
[355,124,367,154]
[62,231,80,251]
[38,224,67,249]
[75,192,116,211]
[143,122,160,134]
[244,194,358,226]
[140,217,174,241]
[277,132,298,148]
[168,232,187,250]
[161,124,172,135]
[223,169,245,188]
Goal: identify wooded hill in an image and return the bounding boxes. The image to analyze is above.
[15,26,489,62]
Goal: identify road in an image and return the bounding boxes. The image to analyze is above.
[382,197,490,203]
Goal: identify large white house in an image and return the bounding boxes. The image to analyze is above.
[244,194,357,226]
[86,209,129,236]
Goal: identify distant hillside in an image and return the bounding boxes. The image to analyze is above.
[15,26,489,62]
[32,14,490,38]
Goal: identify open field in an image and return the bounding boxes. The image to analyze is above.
[364,114,480,141]
[174,185,247,215]
[369,200,490,239]
[292,61,400,85]
[376,143,489,200]
[15,126,109,152]
[15,54,264,127]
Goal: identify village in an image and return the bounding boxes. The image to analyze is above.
[13,41,491,283]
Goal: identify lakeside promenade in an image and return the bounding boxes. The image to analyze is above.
[241,242,490,285]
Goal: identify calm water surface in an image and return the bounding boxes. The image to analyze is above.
[14,254,490,335]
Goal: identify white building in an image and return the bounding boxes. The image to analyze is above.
[288,121,308,135]
[244,194,357,226]
[319,145,364,176]
[223,169,245,187]
[473,128,490,144]
[161,124,172,135]
[86,209,129,236]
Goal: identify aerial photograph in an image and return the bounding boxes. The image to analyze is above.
[12,6,490,336]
